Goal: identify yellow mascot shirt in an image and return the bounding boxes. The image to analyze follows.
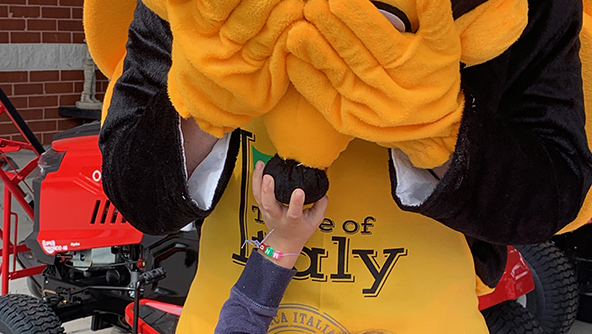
[176,119,488,334]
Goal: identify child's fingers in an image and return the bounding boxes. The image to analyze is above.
[260,175,283,218]
[286,189,305,221]
[252,161,265,205]
[308,195,329,226]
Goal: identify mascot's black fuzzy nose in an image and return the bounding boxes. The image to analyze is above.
[263,154,329,205]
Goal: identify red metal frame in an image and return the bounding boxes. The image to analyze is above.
[0,101,46,295]
[125,299,183,334]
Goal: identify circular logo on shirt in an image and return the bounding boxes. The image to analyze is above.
[268,303,348,334]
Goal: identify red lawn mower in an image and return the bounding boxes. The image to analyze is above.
[0,87,582,334]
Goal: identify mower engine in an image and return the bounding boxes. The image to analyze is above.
[24,122,198,331]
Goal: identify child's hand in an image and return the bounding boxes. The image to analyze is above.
[252,161,329,268]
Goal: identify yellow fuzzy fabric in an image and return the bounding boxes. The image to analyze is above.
[263,84,353,168]
[455,0,528,67]
[86,0,528,168]
[284,0,526,168]
[165,0,304,138]
[285,0,464,168]
[83,0,135,79]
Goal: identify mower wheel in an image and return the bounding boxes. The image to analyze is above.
[0,294,64,334]
[515,242,579,334]
[482,300,544,334]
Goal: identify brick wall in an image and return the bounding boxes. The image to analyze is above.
[0,69,108,144]
[0,0,107,145]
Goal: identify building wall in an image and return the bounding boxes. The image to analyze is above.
[0,0,108,145]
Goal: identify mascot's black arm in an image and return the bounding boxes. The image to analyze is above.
[99,0,240,235]
[392,0,592,246]
[101,0,592,248]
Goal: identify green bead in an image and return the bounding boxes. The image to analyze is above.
[265,247,275,256]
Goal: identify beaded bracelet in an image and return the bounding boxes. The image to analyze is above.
[242,229,301,260]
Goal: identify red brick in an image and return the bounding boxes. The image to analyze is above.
[0,18,25,30]
[12,133,42,144]
[41,7,70,19]
[29,70,59,82]
[42,131,59,144]
[42,31,70,43]
[60,70,83,81]
[14,83,43,95]
[73,81,83,92]
[0,113,10,123]
[0,123,20,136]
[0,6,8,18]
[9,6,39,18]
[59,93,79,106]
[29,0,58,5]
[27,120,56,132]
[72,32,84,43]
[29,95,57,108]
[95,93,105,102]
[95,70,107,81]
[9,96,27,109]
[0,84,13,96]
[71,7,81,19]
[0,31,7,43]
[0,72,27,83]
[57,118,81,130]
[1,0,25,4]
[44,82,73,94]
[43,107,59,118]
[57,19,82,32]
[59,0,83,6]
[27,19,56,31]
[10,31,41,43]
[18,108,43,121]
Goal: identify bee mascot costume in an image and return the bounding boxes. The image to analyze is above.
[84,0,592,332]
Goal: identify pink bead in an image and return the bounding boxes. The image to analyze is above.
[272,250,282,260]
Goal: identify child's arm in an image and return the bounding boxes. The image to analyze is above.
[214,250,295,334]
[252,161,329,269]
[215,161,328,334]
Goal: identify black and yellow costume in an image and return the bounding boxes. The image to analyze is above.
[85,0,592,332]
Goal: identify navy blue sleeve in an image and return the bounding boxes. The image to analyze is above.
[215,250,296,334]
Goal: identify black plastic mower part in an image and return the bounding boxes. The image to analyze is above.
[133,268,167,334]
[53,121,100,141]
[137,304,179,334]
